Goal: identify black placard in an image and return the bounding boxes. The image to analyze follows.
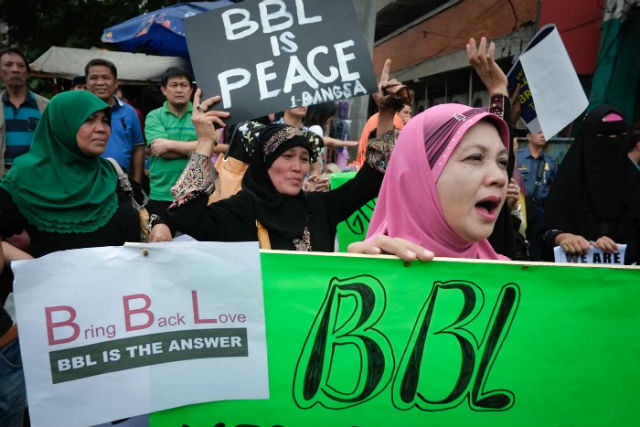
[184,0,377,124]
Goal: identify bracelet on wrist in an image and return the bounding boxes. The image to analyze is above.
[146,214,166,232]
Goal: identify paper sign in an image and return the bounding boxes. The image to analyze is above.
[554,244,627,264]
[13,242,268,427]
[507,24,588,138]
[153,252,640,427]
[329,171,376,251]
[183,0,377,124]
[507,25,554,134]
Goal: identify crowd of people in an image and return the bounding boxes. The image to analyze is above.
[0,33,639,425]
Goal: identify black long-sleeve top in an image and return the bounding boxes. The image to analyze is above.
[0,186,139,259]
[169,164,383,251]
[0,185,139,333]
[487,94,521,259]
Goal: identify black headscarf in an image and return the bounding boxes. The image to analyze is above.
[225,120,266,164]
[581,105,633,219]
[241,124,313,244]
[545,105,640,245]
[488,100,521,259]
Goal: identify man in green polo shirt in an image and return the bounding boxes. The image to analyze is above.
[145,67,199,240]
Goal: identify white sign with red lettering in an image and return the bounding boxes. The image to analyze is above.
[12,241,268,427]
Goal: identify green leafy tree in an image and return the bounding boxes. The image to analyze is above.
[4,0,178,60]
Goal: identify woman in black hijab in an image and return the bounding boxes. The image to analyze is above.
[168,92,392,251]
[542,105,640,264]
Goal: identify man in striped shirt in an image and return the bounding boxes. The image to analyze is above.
[0,48,49,176]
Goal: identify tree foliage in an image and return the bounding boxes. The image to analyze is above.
[4,0,179,61]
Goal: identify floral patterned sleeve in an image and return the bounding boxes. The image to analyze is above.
[302,130,324,163]
[488,93,514,177]
[170,152,217,207]
[366,129,399,173]
[489,94,507,119]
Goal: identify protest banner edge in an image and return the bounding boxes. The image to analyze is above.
[48,243,638,270]
[263,249,640,270]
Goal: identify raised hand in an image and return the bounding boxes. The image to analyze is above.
[467,37,508,96]
[192,88,230,157]
[373,59,413,112]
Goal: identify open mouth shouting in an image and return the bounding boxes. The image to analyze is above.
[475,195,503,221]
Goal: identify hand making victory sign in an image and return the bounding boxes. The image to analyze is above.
[191,89,230,158]
[373,58,414,137]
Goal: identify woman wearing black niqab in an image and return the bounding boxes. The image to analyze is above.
[542,105,640,264]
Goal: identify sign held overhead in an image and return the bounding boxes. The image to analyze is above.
[507,24,588,139]
[184,0,378,124]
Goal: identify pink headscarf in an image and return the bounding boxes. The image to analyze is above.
[366,103,510,260]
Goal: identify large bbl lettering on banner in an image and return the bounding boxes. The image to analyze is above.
[183,0,377,124]
[154,253,640,427]
[292,276,518,412]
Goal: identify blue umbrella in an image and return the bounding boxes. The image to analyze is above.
[101,1,233,57]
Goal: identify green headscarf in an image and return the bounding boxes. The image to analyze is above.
[0,91,119,233]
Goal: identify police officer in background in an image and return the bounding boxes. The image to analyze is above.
[517,130,558,260]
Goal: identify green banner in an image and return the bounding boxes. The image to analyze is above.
[329,172,376,252]
[152,253,640,427]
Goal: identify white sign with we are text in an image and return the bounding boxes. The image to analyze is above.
[554,244,627,265]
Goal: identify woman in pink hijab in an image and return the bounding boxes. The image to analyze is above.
[353,103,511,260]
[348,37,513,261]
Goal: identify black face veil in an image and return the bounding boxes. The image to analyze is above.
[545,105,636,240]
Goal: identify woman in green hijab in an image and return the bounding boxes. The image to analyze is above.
[0,90,140,257]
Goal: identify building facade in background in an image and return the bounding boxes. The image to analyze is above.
[372,0,639,123]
